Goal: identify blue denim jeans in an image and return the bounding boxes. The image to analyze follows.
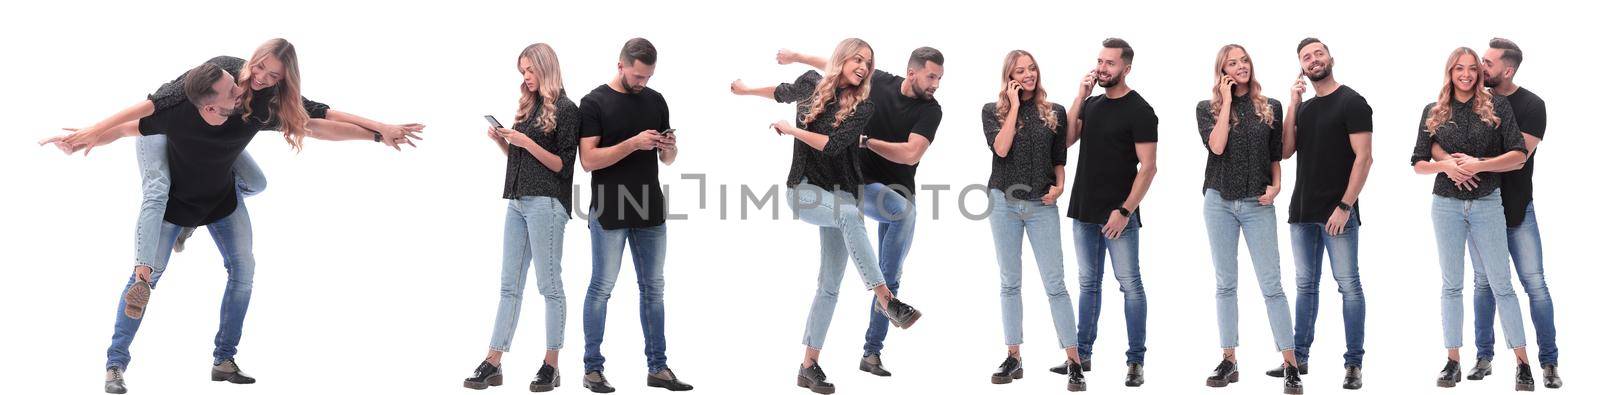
[1202,189,1293,352]
[1472,203,1557,365]
[582,215,669,374]
[1073,213,1146,364]
[1432,190,1526,350]
[1288,218,1365,367]
[135,135,265,271]
[989,189,1077,349]
[489,196,569,352]
[108,201,256,370]
[786,182,887,350]
[860,182,916,356]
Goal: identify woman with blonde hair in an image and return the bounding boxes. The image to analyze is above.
[979,49,1086,392]
[1193,44,1298,394]
[1408,46,1534,391]
[461,43,579,392]
[730,37,921,394]
[56,38,424,323]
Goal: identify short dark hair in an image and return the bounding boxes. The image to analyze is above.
[183,62,227,108]
[1489,37,1523,68]
[1297,37,1327,54]
[907,46,944,70]
[1102,38,1133,63]
[619,37,657,66]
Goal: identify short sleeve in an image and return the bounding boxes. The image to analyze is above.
[774,71,822,104]
[1409,104,1435,166]
[910,103,942,142]
[1344,94,1374,133]
[1517,95,1547,139]
[579,94,603,138]
[1195,100,1218,149]
[1132,104,1159,142]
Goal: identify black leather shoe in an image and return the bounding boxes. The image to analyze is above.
[105,367,127,394]
[1285,365,1304,394]
[1437,360,1462,388]
[463,361,503,390]
[859,354,891,377]
[1267,362,1308,378]
[647,367,693,391]
[583,371,616,393]
[1207,359,1239,387]
[874,298,922,329]
[1125,363,1145,387]
[1052,359,1095,374]
[1543,364,1562,389]
[211,358,256,384]
[1515,363,1535,392]
[1066,361,1087,392]
[1343,365,1363,389]
[992,356,1023,384]
[1467,358,1493,380]
[797,363,835,394]
[530,363,559,392]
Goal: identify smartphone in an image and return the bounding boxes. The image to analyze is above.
[662,128,676,136]
[484,115,503,128]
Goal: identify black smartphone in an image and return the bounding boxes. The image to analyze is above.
[484,115,503,128]
[662,128,676,136]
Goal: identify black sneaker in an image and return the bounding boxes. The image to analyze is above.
[1468,358,1493,380]
[1268,362,1308,378]
[859,354,891,377]
[647,367,693,391]
[1285,365,1304,395]
[1125,363,1145,387]
[874,298,922,329]
[1515,363,1535,392]
[1066,361,1087,392]
[123,278,152,320]
[1438,360,1462,388]
[211,358,256,384]
[105,367,127,394]
[463,361,503,390]
[583,371,615,393]
[529,362,559,392]
[1543,364,1562,389]
[992,356,1023,384]
[1207,359,1239,387]
[1343,364,1363,389]
[797,363,835,394]
[174,227,196,253]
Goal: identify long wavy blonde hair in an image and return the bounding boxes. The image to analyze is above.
[516,43,564,133]
[239,38,309,151]
[1426,47,1499,134]
[801,38,874,128]
[994,50,1058,131]
[1210,44,1274,127]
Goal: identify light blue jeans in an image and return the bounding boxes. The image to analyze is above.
[1431,190,1526,350]
[135,135,265,271]
[786,182,887,350]
[1202,189,1293,351]
[988,189,1076,349]
[488,196,568,352]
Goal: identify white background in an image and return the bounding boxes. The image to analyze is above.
[2,1,1594,394]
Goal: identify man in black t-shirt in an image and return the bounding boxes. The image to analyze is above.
[1063,38,1158,386]
[1457,38,1560,388]
[765,46,945,376]
[1272,38,1373,389]
[41,62,382,394]
[575,38,693,393]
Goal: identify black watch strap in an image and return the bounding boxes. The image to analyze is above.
[372,131,382,142]
[1336,201,1353,212]
[1115,206,1131,217]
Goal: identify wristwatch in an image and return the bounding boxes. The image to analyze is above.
[1336,201,1353,212]
[859,134,872,148]
[1114,206,1131,217]
[372,131,382,142]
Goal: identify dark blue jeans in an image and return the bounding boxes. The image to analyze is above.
[582,216,669,374]
[859,183,915,356]
[1288,221,1366,368]
[1472,203,1558,366]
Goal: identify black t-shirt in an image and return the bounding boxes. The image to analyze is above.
[1499,87,1546,227]
[1066,91,1159,225]
[138,106,264,227]
[579,84,670,230]
[861,70,941,197]
[1287,85,1373,224]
